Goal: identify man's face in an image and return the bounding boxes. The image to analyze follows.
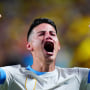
[27,23,60,63]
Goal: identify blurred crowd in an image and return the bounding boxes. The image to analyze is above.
[0,0,90,68]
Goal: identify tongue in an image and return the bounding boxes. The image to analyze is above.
[44,42,54,52]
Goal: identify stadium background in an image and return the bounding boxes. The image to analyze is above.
[0,0,90,68]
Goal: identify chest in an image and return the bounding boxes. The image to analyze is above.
[9,75,80,90]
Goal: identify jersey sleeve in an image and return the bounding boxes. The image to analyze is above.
[0,68,6,84]
[75,68,90,90]
[0,67,14,90]
[87,70,90,90]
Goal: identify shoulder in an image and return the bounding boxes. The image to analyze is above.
[55,66,89,75]
[1,64,23,78]
[1,64,21,72]
[0,65,23,84]
[55,66,90,82]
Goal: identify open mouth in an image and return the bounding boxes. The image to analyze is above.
[44,41,54,52]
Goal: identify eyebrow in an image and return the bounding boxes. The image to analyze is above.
[50,31,56,33]
[37,31,45,33]
[37,30,56,33]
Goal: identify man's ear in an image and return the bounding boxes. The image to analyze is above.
[58,41,60,50]
[27,42,33,51]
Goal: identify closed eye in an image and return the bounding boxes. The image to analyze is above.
[38,31,45,36]
[50,31,56,36]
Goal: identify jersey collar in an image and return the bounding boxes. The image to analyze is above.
[26,65,46,75]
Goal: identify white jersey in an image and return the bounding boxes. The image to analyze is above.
[0,65,90,90]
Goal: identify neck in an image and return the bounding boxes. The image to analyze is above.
[31,60,55,72]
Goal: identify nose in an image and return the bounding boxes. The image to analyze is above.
[44,32,52,40]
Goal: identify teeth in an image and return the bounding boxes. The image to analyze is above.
[44,41,54,52]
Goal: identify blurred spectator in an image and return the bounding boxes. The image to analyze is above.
[0,0,90,67]
[70,37,90,68]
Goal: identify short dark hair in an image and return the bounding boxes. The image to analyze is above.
[27,18,57,41]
